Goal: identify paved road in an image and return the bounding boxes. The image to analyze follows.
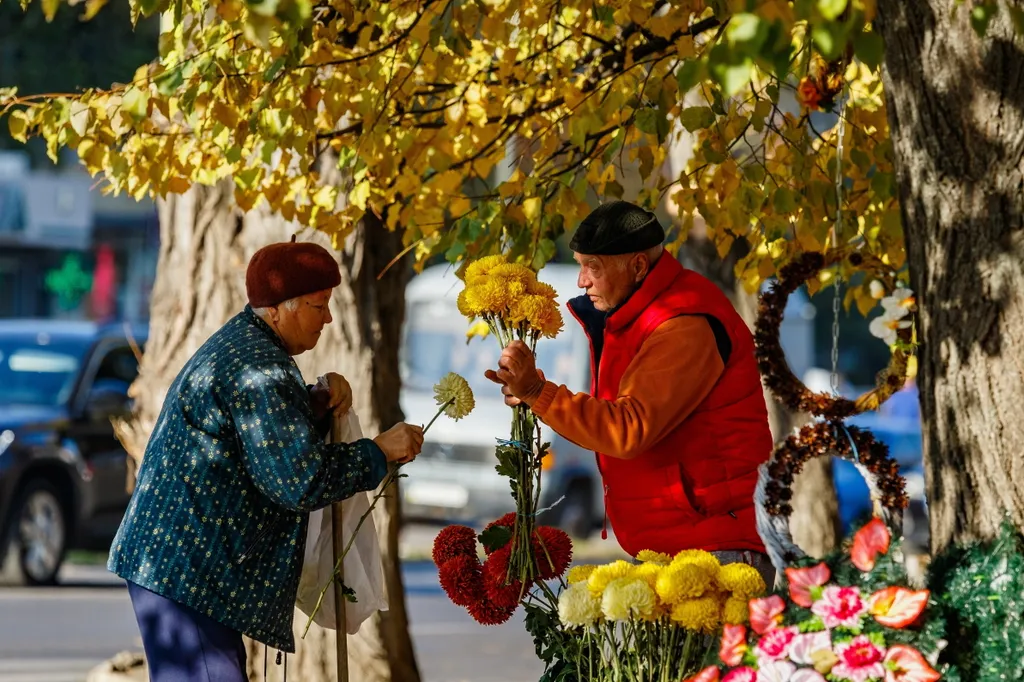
[0,562,543,682]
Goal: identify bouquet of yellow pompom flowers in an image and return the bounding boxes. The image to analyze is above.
[456,254,563,587]
[536,549,767,681]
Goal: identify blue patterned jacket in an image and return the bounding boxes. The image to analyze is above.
[108,307,388,651]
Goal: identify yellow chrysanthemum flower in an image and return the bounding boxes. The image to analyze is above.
[567,564,597,585]
[587,560,634,596]
[636,550,672,565]
[465,320,490,340]
[670,596,721,633]
[632,562,663,590]
[716,563,766,598]
[520,295,563,338]
[557,582,603,628]
[601,577,658,622]
[672,549,721,578]
[655,563,711,605]
[723,596,750,625]
[528,280,558,299]
[433,372,475,420]
[457,289,479,317]
[465,279,511,316]
[489,262,538,284]
[462,254,507,282]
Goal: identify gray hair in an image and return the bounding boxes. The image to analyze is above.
[252,297,301,320]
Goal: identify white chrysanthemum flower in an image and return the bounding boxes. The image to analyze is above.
[433,372,475,420]
[601,577,657,622]
[557,582,602,628]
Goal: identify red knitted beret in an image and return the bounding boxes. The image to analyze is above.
[246,239,342,308]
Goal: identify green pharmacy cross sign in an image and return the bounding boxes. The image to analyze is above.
[45,254,93,311]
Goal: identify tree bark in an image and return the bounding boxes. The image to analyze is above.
[680,237,841,558]
[877,2,1024,554]
[116,181,420,682]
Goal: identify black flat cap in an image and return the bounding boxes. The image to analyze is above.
[569,201,665,256]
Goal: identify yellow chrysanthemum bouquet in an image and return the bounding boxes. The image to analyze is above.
[456,255,563,585]
[545,550,766,681]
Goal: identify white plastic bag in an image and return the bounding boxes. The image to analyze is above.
[295,409,389,634]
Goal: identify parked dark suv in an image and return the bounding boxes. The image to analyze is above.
[0,319,147,585]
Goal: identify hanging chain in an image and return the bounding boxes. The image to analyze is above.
[829,94,848,397]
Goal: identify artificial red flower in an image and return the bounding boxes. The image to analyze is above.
[785,562,831,608]
[722,667,758,682]
[852,518,891,571]
[431,525,478,568]
[884,645,941,682]
[749,595,786,635]
[719,624,748,666]
[438,555,484,608]
[533,526,573,579]
[481,546,526,609]
[798,76,823,111]
[684,666,721,682]
[870,587,930,629]
[467,594,517,625]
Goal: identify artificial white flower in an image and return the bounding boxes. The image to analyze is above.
[869,311,912,346]
[869,280,886,300]
[557,582,603,627]
[881,287,915,319]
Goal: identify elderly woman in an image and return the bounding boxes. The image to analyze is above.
[108,239,423,682]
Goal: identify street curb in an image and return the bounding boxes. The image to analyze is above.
[85,651,147,682]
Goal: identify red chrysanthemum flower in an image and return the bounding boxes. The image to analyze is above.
[481,546,525,609]
[532,526,573,580]
[432,525,478,568]
[438,555,484,608]
[467,594,517,626]
[481,512,517,555]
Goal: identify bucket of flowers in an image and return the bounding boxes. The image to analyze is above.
[432,515,770,682]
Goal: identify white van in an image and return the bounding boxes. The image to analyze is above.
[398,260,815,537]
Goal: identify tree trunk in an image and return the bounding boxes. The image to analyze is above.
[680,237,841,558]
[117,181,420,682]
[877,2,1024,554]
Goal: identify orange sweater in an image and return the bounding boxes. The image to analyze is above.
[527,316,725,459]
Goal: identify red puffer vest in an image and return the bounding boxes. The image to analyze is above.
[568,255,772,557]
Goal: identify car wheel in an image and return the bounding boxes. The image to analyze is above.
[1,480,68,586]
[556,484,593,540]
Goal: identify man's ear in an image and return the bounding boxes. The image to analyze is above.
[633,255,650,282]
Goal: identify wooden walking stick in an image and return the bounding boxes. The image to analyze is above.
[330,414,350,682]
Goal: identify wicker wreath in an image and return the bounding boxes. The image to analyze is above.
[755,251,914,421]
[754,420,908,573]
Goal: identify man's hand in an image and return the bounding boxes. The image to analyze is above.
[316,372,353,417]
[484,340,546,407]
[373,423,424,464]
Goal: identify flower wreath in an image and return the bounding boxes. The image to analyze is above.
[432,514,573,625]
[685,519,947,682]
[755,251,914,421]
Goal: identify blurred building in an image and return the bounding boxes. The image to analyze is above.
[0,151,158,322]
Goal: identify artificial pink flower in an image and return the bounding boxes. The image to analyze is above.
[719,624,748,667]
[755,625,799,662]
[722,667,758,682]
[759,660,797,682]
[870,587,930,629]
[884,645,941,682]
[789,630,833,665]
[749,595,787,635]
[851,518,891,571]
[832,635,886,682]
[786,563,831,608]
[684,666,721,682]
[811,585,868,629]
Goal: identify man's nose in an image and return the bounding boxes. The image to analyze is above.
[324,306,333,324]
[577,271,589,289]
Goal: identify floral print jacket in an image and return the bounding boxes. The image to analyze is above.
[108,306,387,652]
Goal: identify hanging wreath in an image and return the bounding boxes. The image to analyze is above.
[753,419,909,570]
[754,251,915,421]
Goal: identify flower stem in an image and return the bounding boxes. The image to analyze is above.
[422,398,455,436]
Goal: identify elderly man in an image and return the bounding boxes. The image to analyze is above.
[108,239,423,682]
[487,201,775,583]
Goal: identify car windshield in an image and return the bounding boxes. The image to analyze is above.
[0,335,84,406]
[402,300,586,396]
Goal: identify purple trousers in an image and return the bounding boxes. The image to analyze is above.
[127,581,247,682]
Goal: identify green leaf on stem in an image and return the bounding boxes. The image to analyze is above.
[480,525,513,553]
